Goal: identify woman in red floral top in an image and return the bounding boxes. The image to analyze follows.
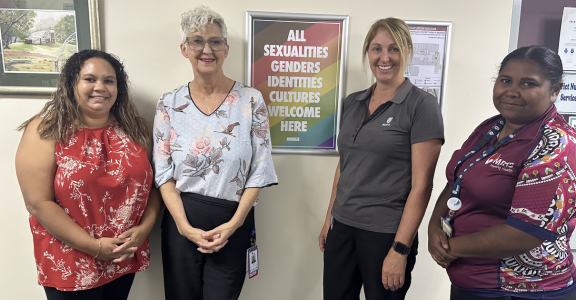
[15,50,161,300]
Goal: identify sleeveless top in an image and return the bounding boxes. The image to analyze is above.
[29,121,152,291]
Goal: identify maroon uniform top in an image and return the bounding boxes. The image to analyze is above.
[446,106,576,298]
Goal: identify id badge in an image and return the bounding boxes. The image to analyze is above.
[246,246,258,279]
[440,216,453,238]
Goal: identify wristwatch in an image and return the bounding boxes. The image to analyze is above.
[391,241,411,255]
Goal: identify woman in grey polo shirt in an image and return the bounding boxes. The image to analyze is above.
[318,18,444,300]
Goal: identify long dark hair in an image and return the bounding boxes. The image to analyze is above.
[18,49,149,147]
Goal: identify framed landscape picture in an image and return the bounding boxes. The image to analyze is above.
[0,0,100,95]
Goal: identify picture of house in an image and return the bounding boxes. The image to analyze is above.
[0,9,77,73]
[24,30,55,45]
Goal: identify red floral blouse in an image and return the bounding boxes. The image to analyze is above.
[29,121,152,291]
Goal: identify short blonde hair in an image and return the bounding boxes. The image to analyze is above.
[362,18,413,73]
[180,5,227,43]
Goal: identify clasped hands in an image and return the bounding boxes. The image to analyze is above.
[428,226,457,268]
[93,224,150,263]
[179,222,237,254]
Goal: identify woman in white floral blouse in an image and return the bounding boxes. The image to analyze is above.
[153,6,278,300]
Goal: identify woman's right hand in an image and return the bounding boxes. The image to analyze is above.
[178,224,220,251]
[428,223,456,268]
[94,237,130,261]
[318,218,330,252]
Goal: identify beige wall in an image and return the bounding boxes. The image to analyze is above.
[0,0,513,299]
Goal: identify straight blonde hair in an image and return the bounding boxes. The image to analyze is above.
[362,18,413,75]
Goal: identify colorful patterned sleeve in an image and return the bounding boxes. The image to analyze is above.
[152,91,177,188]
[506,122,576,241]
[244,88,278,189]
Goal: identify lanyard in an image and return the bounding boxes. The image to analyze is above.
[445,118,520,221]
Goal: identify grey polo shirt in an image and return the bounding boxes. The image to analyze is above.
[332,79,444,233]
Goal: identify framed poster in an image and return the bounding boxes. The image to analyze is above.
[404,21,452,114]
[245,11,348,154]
[0,0,100,95]
[559,7,576,71]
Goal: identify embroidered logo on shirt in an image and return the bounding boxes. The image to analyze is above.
[382,117,393,127]
[485,153,515,172]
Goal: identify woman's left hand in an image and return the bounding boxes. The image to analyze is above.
[381,249,407,291]
[112,225,150,263]
[198,222,237,253]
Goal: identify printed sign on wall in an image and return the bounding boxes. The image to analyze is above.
[405,21,452,113]
[555,72,576,113]
[246,11,348,154]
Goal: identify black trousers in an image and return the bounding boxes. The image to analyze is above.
[323,219,418,300]
[450,285,576,300]
[161,193,255,300]
[43,273,135,300]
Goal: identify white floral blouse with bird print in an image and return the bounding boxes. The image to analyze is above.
[153,81,278,202]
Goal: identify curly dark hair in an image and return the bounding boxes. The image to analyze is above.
[18,49,149,147]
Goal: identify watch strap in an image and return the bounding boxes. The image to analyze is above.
[391,241,410,255]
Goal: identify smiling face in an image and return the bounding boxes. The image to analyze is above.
[493,59,560,127]
[367,29,404,87]
[180,22,229,76]
[75,57,118,120]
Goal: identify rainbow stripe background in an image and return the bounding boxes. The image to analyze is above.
[251,19,343,150]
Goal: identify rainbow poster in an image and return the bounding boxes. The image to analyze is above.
[246,11,348,154]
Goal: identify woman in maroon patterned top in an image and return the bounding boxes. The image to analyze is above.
[428,46,576,299]
[15,50,161,300]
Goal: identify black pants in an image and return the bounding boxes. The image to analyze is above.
[161,193,255,300]
[323,219,417,300]
[451,285,576,300]
[44,273,135,300]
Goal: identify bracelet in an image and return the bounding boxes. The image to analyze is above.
[94,239,102,258]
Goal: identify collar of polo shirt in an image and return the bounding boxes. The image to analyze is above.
[355,78,413,104]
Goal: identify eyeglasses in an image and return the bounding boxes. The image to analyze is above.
[186,37,227,52]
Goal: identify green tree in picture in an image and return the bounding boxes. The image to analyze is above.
[54,15,75,42]
[0,10,37,49]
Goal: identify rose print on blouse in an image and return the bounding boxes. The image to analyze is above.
[225,90,240,106]
[155,127,182,165]
[190,137,212,155]
[152,82,278,204]
[156,100,171,124]
[250,97,270,147]
[183,137,231,180]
